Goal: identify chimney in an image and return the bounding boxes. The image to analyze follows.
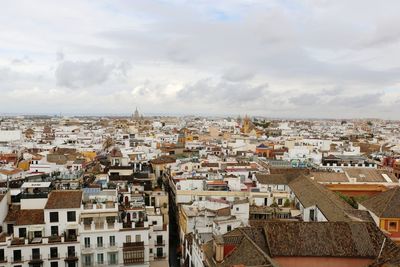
[214,235,224,262]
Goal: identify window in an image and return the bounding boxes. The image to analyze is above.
[97,253,104,264]
[50,247,58,258]
[152,220,158,225]
[156,247,163,258]
[108,252,117,265]
[13,250,22,261]
[84,237,91,248]
[49,212,59,222]
[18,228,26,238]
[0,249,4,261]
[51,226,58,236]
[126,235,131,243]
[84,255,92,266]
[67,211,76,222]
[149,248,153,254]
[277,198,283,205]
[67,246,75,257]
[109,236,116,246]
[50,262,58,267]
[156,235,163,245]
[389,221,398,231]
[135,234,141,242]
[236,207,239,211]
[309,209,315,221]
[227,225,232,232]
[97,236,103,248]
[32,248,40,260]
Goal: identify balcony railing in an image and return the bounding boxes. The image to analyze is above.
[29,254,43,262]
[124,258,144,264]
[48,253,60,259]
[11,237,25,246]
[20,192,48,199]
[154,240,165,246]
[48,235,62,243]
[11,256,24,263]
[154,253,167,259]
[65,235,77,242]
[65,252,78,261]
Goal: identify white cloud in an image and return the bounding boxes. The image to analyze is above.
[0,0,399,119]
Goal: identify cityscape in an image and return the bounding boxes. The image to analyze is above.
[1,1,400,267]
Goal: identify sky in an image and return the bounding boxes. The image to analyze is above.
[0,0,400,119]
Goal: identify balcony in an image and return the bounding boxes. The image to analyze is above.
[48,253,60,260]
[65,252,78,261]
[11,256,24,263]
[29,254,43,263]
[154,253,167,259]
[20,192,48,199]
[48,235,62,243]
[154,240,165,246]
[11,237,25,246]
[124,258,144,265]
[64,235,77,242]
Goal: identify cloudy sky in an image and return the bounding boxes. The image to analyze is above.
[1,0,400,119]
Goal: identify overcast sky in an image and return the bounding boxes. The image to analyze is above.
[1,0,400,119]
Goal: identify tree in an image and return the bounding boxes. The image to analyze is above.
[102,136,114,152]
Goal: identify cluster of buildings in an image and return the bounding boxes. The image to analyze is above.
[0,113,400,267]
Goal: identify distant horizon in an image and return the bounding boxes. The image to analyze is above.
[0,111,396,122]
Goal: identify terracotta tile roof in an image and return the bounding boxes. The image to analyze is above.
[264,221,389,258]
[344,168,398,183]
[310,171,349,183]
[361,186,400,218]
[4,204,20,222]
[255,173,300,185]
[150,155,176,165]
[204,222,400,266]
[45,190,83,209]
[289,176,356,221]
[15,209,44,225]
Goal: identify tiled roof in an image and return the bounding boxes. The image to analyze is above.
[289,176,355,221]
[344,168,398,183]
[150,155,176,165]
[15,209,44,225]
[255,173,300,185]
[204,222,400,266]
[264,221,388,258]
[4,204,20,222]
[361,186,400,218]
[310,171,349,183]
[45,190,83,209]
